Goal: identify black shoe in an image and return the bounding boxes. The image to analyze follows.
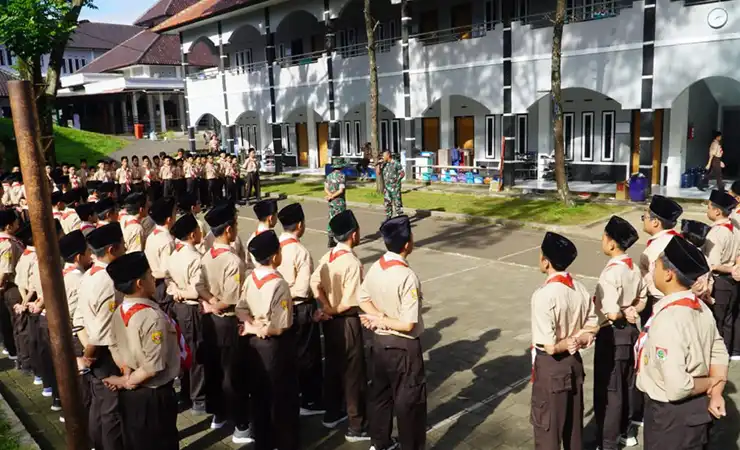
[345,429,371,442]
[51,398,62,412]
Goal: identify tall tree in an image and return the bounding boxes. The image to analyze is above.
[551,0,573,206]
[0,0,94,165]
[364,0,383,193]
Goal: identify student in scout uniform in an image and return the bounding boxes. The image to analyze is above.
[121,193,148,253]
[681,220,716,307]
[325,163,346,248]
[636,235,729,450]
[86,180,101,203]
[237,230,299,450]
[703,189,740,352]
[116,156,132,197]
[75,203,98,236]
[530,232,599,450]
[167,213,209,414]
[243,148,261,202]
[103,252,184,450]
[0,210,22,365]
[358,215,426,450]
[275,203,324,417]
[13,225,40,381]
[592,216,646,450]
[310,210,370,441]
[60,190,81,234]
[51,191,65,222]
[130,155,143,193]
[160,157,176,198]
[246,199,278,263]
[179,193,209,254]
[75,223,126,450]
[200,204,251,442]
[205,154,220,207]
[203,201,246,261]
[94,197,118,227]
[145,197,177,314]
[728,181,740,229]
[77,159,89,187]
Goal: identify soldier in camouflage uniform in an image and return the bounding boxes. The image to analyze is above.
[379,150,405,219]
[324,163,347,247]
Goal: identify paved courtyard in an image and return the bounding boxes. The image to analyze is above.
[1,199,739,449]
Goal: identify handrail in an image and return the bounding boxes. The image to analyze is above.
[187,66,219,80]
[275,49,325,68]
[514,0,633,28]
[335,36,399,58]
[410,22,496,46]
[228,60,267,75]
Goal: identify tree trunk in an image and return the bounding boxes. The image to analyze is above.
[551,0,573,207]
[365,0,383,194]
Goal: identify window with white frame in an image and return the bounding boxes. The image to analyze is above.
[602,111,616,161]
[581,112,594,161]
[354,121,362,155]
[516,115,528,155]
[485,115,496,158]
[563,113,575,160]
[233,49,253,73]
[380,120,390,151]
[343,122,352,156]
[391,119,401,154]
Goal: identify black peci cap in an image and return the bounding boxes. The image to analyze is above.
[604,215,639,251]
[380,215,411,249]
[709,189,738,211]
[649,195,683,223]
[663,235,710,284]
[277,203,304,227]
[59,230,87,260]
[681,219,712,248]
[106,252,149,286]
[86,222,123,250]
[253,199,278,220]
[248,230,280,262]
[541,231,578,271]
[204,204,235,229]
[170,213,198,241]
[329,210,358,237]
[149,197,176,225]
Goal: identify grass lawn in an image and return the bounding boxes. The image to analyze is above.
[0,409,22,450]
[262,179,629,225]
[0,118,128,167]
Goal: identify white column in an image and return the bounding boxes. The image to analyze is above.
[365,102,372,143]
[474,115,485,163]
[307,105,318,168]
[147,94,156,133]
[158,93,167,132]
[537,95,552,156]
[440,96,452,149]
[177,94,186,132]
[120,99,128,133]
[414,118,423,150]
[131,92,139,124]
[259,117,270,151]
[667,89,690,188]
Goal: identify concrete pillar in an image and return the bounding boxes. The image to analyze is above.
[147,94,156,133]
[667,90,689,188]
[307,105,318,168]
[440,96,452,149]
[131,92,139,124]
[108,102,116,134]
[259,116,270,151]
[414,118,423,150]
[177,94,186,132]
[120,98,128,133]
[365,102,372,144]
[158,92,167,132]
[537,95,552,156]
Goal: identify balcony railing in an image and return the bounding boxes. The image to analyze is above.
[275,49,325,68]
[335,37,399,59]
[227,60,267,75]
[516,0,634,28]
[411,22,497,47]
[187,67,219,81]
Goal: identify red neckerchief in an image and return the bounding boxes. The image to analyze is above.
[80,223,95,231]
[280,238,299,248]
[89,264,106,276]
[53,211,63,219]
[646,229,680,247]
[120,302,192,371]
[715,222,734,233]
[379,255,408,270]
[22,248,35,256]
[251,271,281,289]
[126,218,140,227]
[62,265,77,276]
[153,228,163,235]
[62,210,76,220]
[545,273,574,289]
[175,242,184,252]
[329,249,350,263]
[209,247,230,259]
[635,296,702,371]
[606,257,634,271]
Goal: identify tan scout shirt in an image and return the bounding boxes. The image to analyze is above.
[160,166,173,180]
[636,291,729,403]
[593,255,646,326]
[167,242,209,305]
[203,232,246,262]
[276,233,313,300]
[730,206,740,231]
[640,229,681,301]
[75,261,122,346]
[195,218,209,255]
[310,242,363,310]
[14,248,38,305]
[201,243,246,315]
[359,252,423,339]
[530,272,597,348]
[9,184,23,206]
[60,209,81,234]
[703,220,739,268]
[237,267,293,330]
[110,298,181,388]
[76,168,88,186]
[205,163,218,180]
[63,263,85,327]
[122,217,146,253]
[0,233,23,277]
[144,226,174,279]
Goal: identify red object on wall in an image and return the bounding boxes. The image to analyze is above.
[687,125,695,140]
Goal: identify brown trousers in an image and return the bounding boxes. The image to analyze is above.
[368,334,427,450]
[593,324,639,450]
[323,315,367,431]
[531,351,584,450]
[644,395,711,450]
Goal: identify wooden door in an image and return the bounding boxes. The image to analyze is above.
[297,123,309,166]
[455,116,475,149]
[318,122,329,167]
[423,118,441,152]
[652,109,664,185]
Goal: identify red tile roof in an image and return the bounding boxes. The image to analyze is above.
[77,30,218,74]
[134,0,202,27]
[152,0,270,33]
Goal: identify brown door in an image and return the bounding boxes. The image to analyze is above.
[318,122,329,167]
[455,116,475,149]
[297,123,309,166]
[423,118,441,152]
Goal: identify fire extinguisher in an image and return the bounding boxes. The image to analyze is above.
[687,124,695,140]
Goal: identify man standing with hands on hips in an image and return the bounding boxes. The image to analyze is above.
[378,150,405,220]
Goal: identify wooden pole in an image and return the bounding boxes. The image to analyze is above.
[7,80,88,449]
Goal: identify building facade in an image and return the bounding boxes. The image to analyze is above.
[156,0,740,188]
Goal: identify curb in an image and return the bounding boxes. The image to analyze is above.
[281,194,635,237]
[0,389,40,450]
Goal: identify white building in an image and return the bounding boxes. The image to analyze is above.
[153,0,740,188]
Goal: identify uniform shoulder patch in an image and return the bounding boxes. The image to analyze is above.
[151,331,162,345]
[656,347,668,361]
[108,300,116,313]
[410,288,419,301]
[280,299,288,310]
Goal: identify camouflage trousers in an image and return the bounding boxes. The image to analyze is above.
[384,190,403,220]
[327,198,347,239]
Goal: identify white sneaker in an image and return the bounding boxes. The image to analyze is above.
[321,414,348,429]
[59,416,65,423]
[210,417,226,430]
[630,420,643,427]
[2,349,8,356]
[730,355,740,361]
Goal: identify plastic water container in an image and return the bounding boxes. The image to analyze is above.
[474,177,484,184]
[431,175,439,182]
[421,173,431,182]
[681,173,690,189]
[629,174,648,202]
